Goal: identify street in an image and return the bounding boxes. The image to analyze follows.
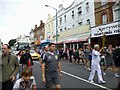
[32,60,119,89]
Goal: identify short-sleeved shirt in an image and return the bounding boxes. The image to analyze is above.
[13,76,36,90]
[42,52,60,73]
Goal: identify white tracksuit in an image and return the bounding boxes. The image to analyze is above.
[88,49,104,82]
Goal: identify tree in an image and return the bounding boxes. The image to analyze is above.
[8,39,16,47]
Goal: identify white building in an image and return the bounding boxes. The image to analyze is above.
[46,0,95,49]
[16,35,30,43]
[45,14,55,42]
[29,29,34,43]
[57,0,95,33]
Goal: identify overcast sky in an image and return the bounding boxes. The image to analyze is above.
[0,0,74,43]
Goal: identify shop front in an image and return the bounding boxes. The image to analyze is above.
[58,25,90,49]
[91,20,120,47]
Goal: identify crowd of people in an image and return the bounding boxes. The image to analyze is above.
[0,43,120,90]
[0,43,62,90]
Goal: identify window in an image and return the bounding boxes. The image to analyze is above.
[78,21,82,25]
[59,17,62,25]
[64,15,66,23]
[72,10,74,19]
[102,14,107,24]
[114,9,120,21]
[64,27,66,30]
[73,25,75,27]
[87,19,90,25]
[78,7,82,16]
[86,2,89,13]
[60,29,62,32]
[101,0,107,6]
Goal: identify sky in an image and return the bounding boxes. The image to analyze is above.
[0,0,74,44]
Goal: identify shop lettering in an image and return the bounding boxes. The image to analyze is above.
[114,30,120,33]
[92,21,120,37]
[104,31,112,34]
[98,24,120,31]
[94,31,113,36]
[94,33,102,36]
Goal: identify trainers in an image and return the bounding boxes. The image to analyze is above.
[103,72,106,75]
[98,80,106,84]
[88,68,91,71]
[114,74,120,78]
[88,80,94,83]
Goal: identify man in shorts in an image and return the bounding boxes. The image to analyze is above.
[41,43,62,90]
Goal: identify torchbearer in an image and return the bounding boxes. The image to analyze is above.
[88,44,106,84]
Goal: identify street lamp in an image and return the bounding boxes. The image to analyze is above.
[45,5,58,44]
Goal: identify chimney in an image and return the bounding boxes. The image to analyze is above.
[59,4,63,10]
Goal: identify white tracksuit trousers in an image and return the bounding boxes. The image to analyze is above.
[88,62,104,81]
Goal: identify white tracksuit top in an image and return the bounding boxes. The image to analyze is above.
[92,49,101,64]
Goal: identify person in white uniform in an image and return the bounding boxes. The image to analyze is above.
[88,44,106,84]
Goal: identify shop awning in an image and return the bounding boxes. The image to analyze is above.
[65,38,88,43]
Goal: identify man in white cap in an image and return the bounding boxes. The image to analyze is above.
[88,44,106,84]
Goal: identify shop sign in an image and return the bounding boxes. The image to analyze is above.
[91,21,120,38]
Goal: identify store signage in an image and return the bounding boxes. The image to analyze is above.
[91,21,120,37]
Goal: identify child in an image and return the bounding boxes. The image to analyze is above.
[13,66,36,90]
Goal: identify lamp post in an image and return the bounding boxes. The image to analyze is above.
[45,5,58,44]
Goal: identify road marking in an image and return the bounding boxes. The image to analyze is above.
[34,61,112,90]
[62,71,112,90]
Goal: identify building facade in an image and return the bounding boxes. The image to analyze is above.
[45,14,55,42]
[91,0,120,47]
[29,29,34,43]
[45,0,95,49]
[33,20,45,45]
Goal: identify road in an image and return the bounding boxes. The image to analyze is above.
[33,60,119,89]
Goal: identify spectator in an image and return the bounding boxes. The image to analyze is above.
[59,48,63,60]
[20,49,33,68]
[16,50,23,79]
[102,45,120,78]
[40,46,48,67]
[113,46,120,67]
[13,66,36,90]
[0,50,2,90]
[1,44,20,90]
[83,45,91,70]
[69,48,73,63]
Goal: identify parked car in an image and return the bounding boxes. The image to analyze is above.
[30,50,40,61]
